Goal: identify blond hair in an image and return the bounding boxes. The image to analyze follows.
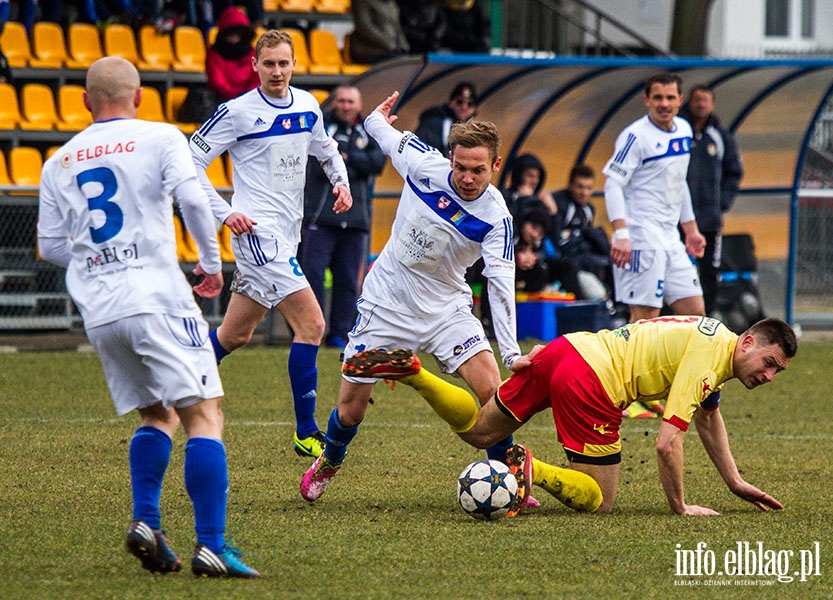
[448,120,501,164]
[255,29,294,60]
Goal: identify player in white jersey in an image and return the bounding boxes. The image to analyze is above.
[301,91,539,503]
[37,57,259,578]
[603,72,707,419]
[189,30,352,459]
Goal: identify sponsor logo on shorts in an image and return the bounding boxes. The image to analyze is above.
[191,134,211,153]
[452,334,484,356]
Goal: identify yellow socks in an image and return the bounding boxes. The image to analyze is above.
[400,369,479,433]
[531,457,603,513]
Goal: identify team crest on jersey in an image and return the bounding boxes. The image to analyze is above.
[672,141,680,152]
[697,317,720,336]
[282,118,292,129]
[437,196,450,209]
[60,153,73,168]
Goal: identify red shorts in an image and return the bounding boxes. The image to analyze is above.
[496,337,623,458]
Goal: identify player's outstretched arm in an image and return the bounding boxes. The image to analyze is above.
[693,407,783,511]
[657,420,720,515]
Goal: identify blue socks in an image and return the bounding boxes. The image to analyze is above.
[209,329,230,364]
[129,426,173,530]
[184,437,228,554]
[323,407,360,466]
[486,435,514,464]
[288,342,320,439]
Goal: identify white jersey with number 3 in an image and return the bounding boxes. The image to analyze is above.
[38,119,205,328]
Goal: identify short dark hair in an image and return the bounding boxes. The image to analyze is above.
[688,84,714,100]
[569,164,595,183]
[449,82,478,104]
[644,72,683,96]
[743,317,798,359]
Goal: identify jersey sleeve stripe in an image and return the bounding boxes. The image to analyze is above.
[503,217,513,260]
[198,105,229,136]
[614,132,636,163]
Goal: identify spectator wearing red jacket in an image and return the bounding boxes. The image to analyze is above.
[206,7,260,103]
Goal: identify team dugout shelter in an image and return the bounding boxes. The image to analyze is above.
[348,55,833,329]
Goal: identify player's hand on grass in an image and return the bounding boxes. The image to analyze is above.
[192,264,223,298]
[375,91,399,124]
[681,504,721,516]
[731,482,784,511]
[224,211,256,235]
[333,185,353,214]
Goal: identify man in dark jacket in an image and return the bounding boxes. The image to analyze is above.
[300,86,387,348]
[680,85,744,315]
[415,82,478,158]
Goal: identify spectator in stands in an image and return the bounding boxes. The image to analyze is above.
[350,0,409,64]
[679,84,744,316]
[500,152,558,226]
[551,164,613,297]
[300,85,386,349]
[397,0,445,54]
[206,6,259,102]
[440,0,490,53]
[514,204,580,296]
[414,82,478,158]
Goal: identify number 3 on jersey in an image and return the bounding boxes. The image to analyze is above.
[77,166,123,243]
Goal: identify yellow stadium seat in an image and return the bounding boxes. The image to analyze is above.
[308,29,342,75]
[165,86,198,133]
[224,153,233,185]
[104,24,141,65]
[0,21,32,67]
[207,26,219,47]
[252,25,267,47]
[136,86,166,122]
[67,23,104,68]
[0,150,12,186]
[218,226,236,262]
[20,83,60,130]
[30,22,69,68]
[308,88,330,105]
[138,25,175,70]
[172,216,199,262]
[341,33,371,75]
[9,147,44,187]
[280,0,314,10]
[314,0,350,13]
[57,84,93,131]
[173,26,206,72]
[205,156,230,188]
[283,28,310,74]
[0,83,23,129]
[262,0,280,11]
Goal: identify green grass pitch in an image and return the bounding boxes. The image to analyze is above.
[1,341,830,599]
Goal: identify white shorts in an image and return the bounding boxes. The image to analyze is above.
[86,313,224,416]
[613,246,702,308]
[343,298,492,383]
[231,231,309,308]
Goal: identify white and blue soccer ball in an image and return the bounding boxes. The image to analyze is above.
[457,459,518,521]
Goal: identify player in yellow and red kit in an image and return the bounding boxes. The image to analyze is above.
[344,316,796,515]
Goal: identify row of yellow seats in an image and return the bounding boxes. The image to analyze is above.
[263,0,351,13]
[0,145,233,193]
[1,19,368,76]
[0,82,332,137]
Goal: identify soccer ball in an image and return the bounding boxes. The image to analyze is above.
[457,459,518,521]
